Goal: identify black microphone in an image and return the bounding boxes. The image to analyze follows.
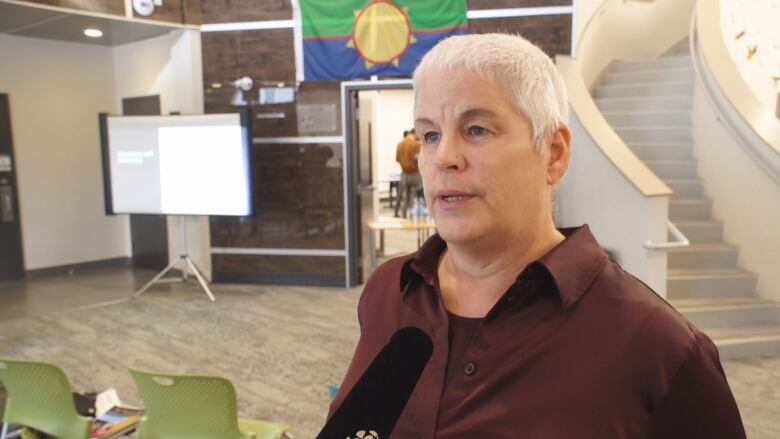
[317,326,434,439]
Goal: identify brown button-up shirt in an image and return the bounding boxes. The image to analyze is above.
[330,225,745,438]
[396,136,420,174]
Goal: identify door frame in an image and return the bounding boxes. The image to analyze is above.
[340,79,413,287]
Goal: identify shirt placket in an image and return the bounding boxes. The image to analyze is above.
[435,273,554,437]
[404,272,452,439]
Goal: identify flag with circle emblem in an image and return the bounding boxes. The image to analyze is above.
[295,0,468,81]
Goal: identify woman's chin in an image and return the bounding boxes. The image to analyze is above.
[436,222,479,246]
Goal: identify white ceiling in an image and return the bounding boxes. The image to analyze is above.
[0,1,177,46]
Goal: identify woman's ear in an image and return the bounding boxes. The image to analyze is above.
[546,124,572,186]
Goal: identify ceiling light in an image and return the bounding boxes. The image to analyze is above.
[84,29,103,38]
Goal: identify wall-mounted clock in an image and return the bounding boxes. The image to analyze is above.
[133,0,155,17]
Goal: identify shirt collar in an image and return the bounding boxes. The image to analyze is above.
[537,225,608,309]
[399,225,607,310]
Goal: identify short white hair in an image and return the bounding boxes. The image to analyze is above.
[413,33,568,151]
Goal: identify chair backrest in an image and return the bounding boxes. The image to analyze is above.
[128,368,251,439]
[0,358,92,439]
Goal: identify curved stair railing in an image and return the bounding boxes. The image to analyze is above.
[556,56,671,198]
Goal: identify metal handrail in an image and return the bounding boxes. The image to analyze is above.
[644,220,690,250]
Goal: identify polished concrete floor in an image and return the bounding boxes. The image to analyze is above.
[0,265,362,438]
[1,232,779,438]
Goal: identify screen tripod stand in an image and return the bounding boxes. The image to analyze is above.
[133,216,215,302]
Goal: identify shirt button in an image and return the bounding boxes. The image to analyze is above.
[464,362,476,375]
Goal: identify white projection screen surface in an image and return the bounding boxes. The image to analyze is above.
[103,113,252,216]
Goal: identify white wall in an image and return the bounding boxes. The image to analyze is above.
[112,30,203,116]
[719,0,780,110]
[0,29,207,274]
[692,80,780,301]
[112,29,208,277]
[573,0,602,54]
[557,112,669,296]
[0,34,129,270]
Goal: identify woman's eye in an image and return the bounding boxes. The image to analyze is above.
[468,126,488,136]
[423,132,440,143]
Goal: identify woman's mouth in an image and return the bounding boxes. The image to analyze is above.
[436,191,475,207]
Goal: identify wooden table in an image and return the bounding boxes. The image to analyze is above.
[366,218,436,269]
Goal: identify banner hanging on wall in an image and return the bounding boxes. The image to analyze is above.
[293,0,467,81]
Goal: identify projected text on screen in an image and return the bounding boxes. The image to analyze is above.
[105,113,252,216]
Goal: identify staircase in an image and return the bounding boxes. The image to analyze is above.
[594,52,780,359]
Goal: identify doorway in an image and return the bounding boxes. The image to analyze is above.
[0,94,24,281]
[342,80,422,286]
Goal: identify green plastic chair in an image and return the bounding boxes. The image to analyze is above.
[128,368,289,439]
[0,357,92,439]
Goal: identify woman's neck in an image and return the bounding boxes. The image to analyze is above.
[438,225,564,317]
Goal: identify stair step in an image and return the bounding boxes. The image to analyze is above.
[644,160,698,179]
[667,243,739,270]
[667,268,758,299]
[601,68,694,85]
[671,298,780,329]
[672,297,772,308]
[595,96,692,112]
[602,111,692,127]
[712,330,780,359]
[669,198,712,220]
[707,325,780,341]
[663,40,691,57]
[664,179,703,198]
[614,127,692,143]
[630,143,693,161]
[673,220,724,243]
[594,81,693,98]
[610,56,692,73]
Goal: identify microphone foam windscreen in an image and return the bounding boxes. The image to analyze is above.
[317,326,434,439]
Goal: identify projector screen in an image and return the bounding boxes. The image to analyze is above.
[100,112,252,216]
